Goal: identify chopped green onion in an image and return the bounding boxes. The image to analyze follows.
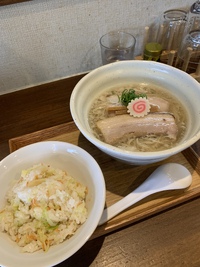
[120,89,147,106]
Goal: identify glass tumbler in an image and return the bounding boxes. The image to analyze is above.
[186,0,200,33]
[157,9,187,52]
[99,31,136,65]
[175,30,200,74]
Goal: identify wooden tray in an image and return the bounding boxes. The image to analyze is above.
[9,122,200,239]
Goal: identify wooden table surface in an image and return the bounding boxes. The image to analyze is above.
[0,74,200,267]
[1,142,200,267]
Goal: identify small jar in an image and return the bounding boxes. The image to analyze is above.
[143,42,162,61]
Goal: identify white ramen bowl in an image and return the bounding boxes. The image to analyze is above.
[0,141,106,267]
[70,60,200,165]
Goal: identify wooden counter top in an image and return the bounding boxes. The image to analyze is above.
[0,74,200,267]
[1,138,200,267]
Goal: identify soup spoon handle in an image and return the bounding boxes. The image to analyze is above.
[98,188,158,226]
[98,163,192,226]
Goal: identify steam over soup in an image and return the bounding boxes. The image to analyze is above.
[88,83,187,152]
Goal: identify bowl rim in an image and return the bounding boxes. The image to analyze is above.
[0,141,106,267]
[70,60,200,160]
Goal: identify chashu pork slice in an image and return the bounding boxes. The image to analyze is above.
[96,113,178,145]
[148,97,170,112]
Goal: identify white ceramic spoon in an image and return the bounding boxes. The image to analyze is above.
[98,163,192,226]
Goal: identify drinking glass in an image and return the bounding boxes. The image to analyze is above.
[157,9,187,52]
[175,30,200,74]
[186,0,200,33]
[99,31,136,65]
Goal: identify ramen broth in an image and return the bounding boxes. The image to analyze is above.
[88,83,187,152]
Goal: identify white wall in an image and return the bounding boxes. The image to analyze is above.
[0,0,194,94]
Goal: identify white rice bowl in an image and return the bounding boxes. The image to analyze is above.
[0,141,105,267]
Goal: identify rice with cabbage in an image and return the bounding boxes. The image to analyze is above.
[0,163,88,253]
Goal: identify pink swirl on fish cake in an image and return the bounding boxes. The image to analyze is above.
[127,97,150,117]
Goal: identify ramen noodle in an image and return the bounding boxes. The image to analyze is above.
[88,83,187,152]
